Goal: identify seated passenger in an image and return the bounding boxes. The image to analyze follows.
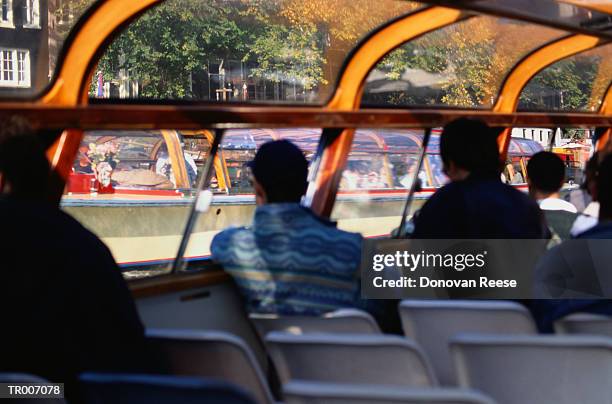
[569,152,600,236]
[412,118,547,238]
[211,140,363,316]
[527,151,577,240]
[532,154,612,331]
[0,119,147,395]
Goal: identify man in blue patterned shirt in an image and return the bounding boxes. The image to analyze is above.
[211,140,364,315]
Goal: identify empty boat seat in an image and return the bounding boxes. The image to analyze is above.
[146,329,275,404]
[250,308,381,339]
[399,300,537,385]
[451,335,612,404]
[79,373,256,404]
[266,332,436,387]
[554,313,612,337]
[283,381,496,404]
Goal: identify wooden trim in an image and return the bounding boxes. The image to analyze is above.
[309,128,355,216]
[497,127,512,162]
[131,268,230,299]
[0,104,608,130]
[494,35,606,113]
[46,129,84,204]
[596,82,611,152]
[597,128,611,152]
[160,130,190,188]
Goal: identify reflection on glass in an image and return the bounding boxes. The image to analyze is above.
[181,128,323,271]
[90,0,420,102]
[362,16,564,108]
[62,129,215,279]
[332,129,433,237]
[519,44,612,112]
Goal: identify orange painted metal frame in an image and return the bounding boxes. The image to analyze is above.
[493,35,606,113]
[44,0,162,198]
[493,34,607,161]
[160,130,190,188]
[310,6,466,216]
[598,86,612,151]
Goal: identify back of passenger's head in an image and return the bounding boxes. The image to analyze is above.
[440,118,500,177]
[0,117,50,200]
[597,154,612,219]
[526,151,565,195]
[248,140,308,203]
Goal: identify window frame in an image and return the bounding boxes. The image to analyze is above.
[0,48,30,88]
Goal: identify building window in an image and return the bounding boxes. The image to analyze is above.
[1,0,13,27]
[23,0,40,28]
[1,50,14,82]
[0,48,30,88]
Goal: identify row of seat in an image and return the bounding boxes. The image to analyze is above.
[252,301,612,385]
[5,301,612,403]
[265,332,612,404]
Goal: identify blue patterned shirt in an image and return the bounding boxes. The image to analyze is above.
[211,203,363,315]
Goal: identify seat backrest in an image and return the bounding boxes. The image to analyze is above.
[554,313,612,337]
[451,335,612,404]
[399,300,537,385]
[283,381,497,404]
[250,308,381,339]
[79,373,256,404]
[146,329,275,404]
[0,373,66,404]
[266,332,436,387]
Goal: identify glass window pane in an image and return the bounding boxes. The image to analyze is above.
[180,128,322,267]
[0,0,96,97]
[362,17,565,108]
[90,0,421,103]
[331,129,434,237]
[62,129,214,279]
[518,44,612,112]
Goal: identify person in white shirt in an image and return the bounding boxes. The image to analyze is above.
[527,151,577,240]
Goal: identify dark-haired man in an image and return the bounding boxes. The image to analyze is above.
[211,140,364,316]
[527,151,577,240]
[412,118,548,238]
[0,119,147,396]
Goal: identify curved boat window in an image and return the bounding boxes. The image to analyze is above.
[0,0,96,98]
[89,0,421,103]
[62,129,216,279]
[61,128,324,278]
[518,44,612,112]
[176,128,323,271]
[331,129,433,238]
[361,16,564,109]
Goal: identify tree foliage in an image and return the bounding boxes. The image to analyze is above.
[365,17,601,110]
[92,0,419,99]
[88,1,605,107]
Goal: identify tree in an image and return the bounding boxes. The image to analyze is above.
[92,0,420,100]
[365,17,565,108]
[95,0,247,98]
